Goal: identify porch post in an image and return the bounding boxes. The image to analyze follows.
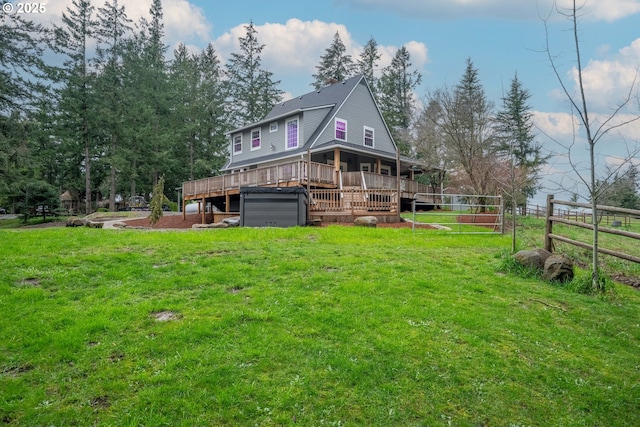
[307,148,311,223]
[201,197,206,224]
[334,148,341,173]
[376,158,382,174]
[225,192,230,213]
[396,149,401,222]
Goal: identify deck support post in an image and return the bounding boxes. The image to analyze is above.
[201,197,206,225]
[225,193,230,213]
[396,149,401,222]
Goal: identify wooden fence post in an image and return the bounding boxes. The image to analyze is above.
[544,194,554,252]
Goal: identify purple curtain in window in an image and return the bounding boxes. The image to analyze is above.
[287,119,298,148]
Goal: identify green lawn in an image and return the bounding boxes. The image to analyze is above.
[1,225,639,426]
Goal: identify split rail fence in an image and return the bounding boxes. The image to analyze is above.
[544,195,640,264]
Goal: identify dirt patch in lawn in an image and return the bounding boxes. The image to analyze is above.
[123,213,204,229]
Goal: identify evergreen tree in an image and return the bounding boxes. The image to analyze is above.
[10,179,60,222]
[169,43,201,182]
[311,31,356,89]
[119,35,146,199]
[149,175,170,225]
[133,0,172,193]
[356,37,381,90]
[226,21,283,126]
[0,5,48,114]
[53,0,98,214]
[95,0,132,211]
[495,73,546,207]
[195,43,229,177]
[0,112,33,210]
[0,7,50,208]
[600,165,640,209]
[377,46,422,155]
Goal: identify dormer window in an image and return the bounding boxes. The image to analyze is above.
[233,134,242,154]
[251,128,261,151]
[335,118,347,141]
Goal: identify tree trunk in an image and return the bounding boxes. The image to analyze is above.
[84,130,91,214]
[109,134,117,212]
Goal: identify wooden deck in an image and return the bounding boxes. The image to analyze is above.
[182,160,430,219]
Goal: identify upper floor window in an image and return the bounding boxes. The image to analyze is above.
[269,122,278,133]
[335,118,347,141]
[233,134,242,154]
[286,117,299,150]
[363,126,374,147]
[251,128,261,151]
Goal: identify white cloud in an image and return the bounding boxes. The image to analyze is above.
[338,0,640,21]
[534,110,580,139]
[32,0,211,47]
[213,18,428,78]
[568,38,640,112]
[556,0,640,22]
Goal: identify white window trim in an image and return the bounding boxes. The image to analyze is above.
[285,116,299,150]
[250,128,261,151]
[269,122,278,133]
[380,165,391,176]
[233,134,242,154]
[360,163,372,172]
[363,126,374,148]
[335,118,347,141]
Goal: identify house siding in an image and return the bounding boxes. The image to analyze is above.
[228,118,300,168]
[228,107,333,169]
[224,76,397,171]
[300,107,331,145]
[314,81,396,156]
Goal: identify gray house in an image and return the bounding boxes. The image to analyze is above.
[182,74,430,223]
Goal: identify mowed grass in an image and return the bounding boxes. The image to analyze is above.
[1,226,639,426]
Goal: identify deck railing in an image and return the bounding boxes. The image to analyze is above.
[309,188,397,213]
[183,161,335,198]
[182,160,430,200]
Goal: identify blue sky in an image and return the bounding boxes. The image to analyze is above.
[33,0,640,202]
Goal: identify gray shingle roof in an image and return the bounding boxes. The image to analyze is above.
[264,75,363,121]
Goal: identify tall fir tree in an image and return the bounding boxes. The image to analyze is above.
[311,31,356,89]
[0,7,50,208]
[356,37,381,93]
[226,21,283,127]
[133,0,172,194]
[376,46,422,155]
[495,73,546,204]
[54,0,98,213]
[169,43,201,182]
[95,0,132,211]
[0,5,48,115]
[196,43,229,177]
